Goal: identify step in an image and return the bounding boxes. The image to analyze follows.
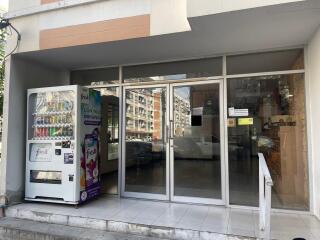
[5,207,256,240]
[0,217,166,240]
[0,217,254,240]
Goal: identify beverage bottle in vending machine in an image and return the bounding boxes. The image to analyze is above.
[48,127,52,138]
[59,97,64,112]
[52,93,56,112]
[44,115,48,124]
[57,127,62,138]
[56,113,61,124]
[38,127,42,138]
[63,100,68,111]
[66,113,70,124]
[36,127,41,138]
[63,113,67,124]
[36,115,41,125]
[43,127,47,138]
[53,127,57,138]
[44,127,49,138]
[51,115,56,124]
[68,127,73,137]
[46,94,51,112]
[62,127,68,137]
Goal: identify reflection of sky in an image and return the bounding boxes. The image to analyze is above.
[150,74,186,81]
[175,87,190,100]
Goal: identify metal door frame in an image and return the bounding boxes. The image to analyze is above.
[121,79,225,204]
[121,84,170,201]
[169,79,226,205]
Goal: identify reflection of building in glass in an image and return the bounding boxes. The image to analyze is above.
[174,94,191,137]
[99,87,119,98]
[125,88,191,141]
[126,89,163,141]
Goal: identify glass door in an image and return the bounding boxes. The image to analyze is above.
[169,80,225,205]
[122,84,169,200]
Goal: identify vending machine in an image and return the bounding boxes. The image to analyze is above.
[25,85,101,205]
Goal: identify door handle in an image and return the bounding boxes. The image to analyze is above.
[169,120,174,139]
[164,124,169,144]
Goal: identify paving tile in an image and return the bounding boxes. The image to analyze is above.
[5,196,320,240]
[176,218,204,231]
[299,214,320,237]
[228,209,254,231]
[271,230,318,240]
[227,226,255,238]
[201,207,228,234]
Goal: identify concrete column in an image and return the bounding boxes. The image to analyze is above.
[306,24,320,219]
[0,56,70,204]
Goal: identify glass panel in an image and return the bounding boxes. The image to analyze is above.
[29,91,75,140]
[125,87,167,194]
[95,87,120,195]
[123,57,222,83]
[227,74,309,210]
[227,49,304,75]
[71,67,119,85]
[173,83,221,199]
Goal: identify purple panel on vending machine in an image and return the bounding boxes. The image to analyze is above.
[79,89,101,203]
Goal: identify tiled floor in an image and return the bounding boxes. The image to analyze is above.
[6,196,320,240]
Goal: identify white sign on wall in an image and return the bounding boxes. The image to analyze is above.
[228,107,249,117]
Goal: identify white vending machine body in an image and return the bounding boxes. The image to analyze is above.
[25,85,101,204]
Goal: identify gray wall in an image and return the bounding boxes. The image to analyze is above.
[0,56,69,204]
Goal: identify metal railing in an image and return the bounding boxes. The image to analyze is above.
[258,153,273,240]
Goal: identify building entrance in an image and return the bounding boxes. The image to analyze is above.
[121,79,225,205]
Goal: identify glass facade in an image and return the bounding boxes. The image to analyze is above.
[123,57,222,83]
[173,83,222,199]
[226,49,304,75]
[71,48,308,210]
[71,67,119,85]
[124,87,167,194]
[227,74,308,210]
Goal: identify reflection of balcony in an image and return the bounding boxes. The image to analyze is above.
[127,111,134,117]
[126,128,153,134]
[126,99,134,105]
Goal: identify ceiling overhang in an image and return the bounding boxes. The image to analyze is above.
[16,0,320,70]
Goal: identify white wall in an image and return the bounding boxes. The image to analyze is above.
[7,0,190,54]
[9,0,39,12]
[150,0,190,36]
[187,0,305,18]
[39,0,151,30]
[0,57,69,204]
[307,25,320,219]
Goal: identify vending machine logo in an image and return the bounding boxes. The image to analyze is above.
[79,134,101,204]
[85,139,99,185]
[30,144,52,162]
